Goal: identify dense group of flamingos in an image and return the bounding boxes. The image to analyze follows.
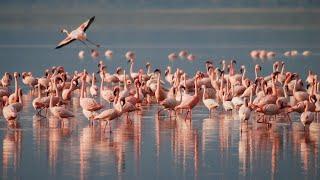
[0,53,319,132]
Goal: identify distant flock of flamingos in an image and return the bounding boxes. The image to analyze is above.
[0,51,319,132]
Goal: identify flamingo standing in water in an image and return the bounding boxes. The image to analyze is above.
[55,16,99,50]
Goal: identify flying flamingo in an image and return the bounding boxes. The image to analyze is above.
[55,16,99,50]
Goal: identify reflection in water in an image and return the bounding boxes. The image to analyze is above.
[1,93,320,179]
[155,113,200,179]
[2,130,22,179]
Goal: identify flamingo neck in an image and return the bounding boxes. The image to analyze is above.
[156,74,161,92]
[91,75,95,86]
[283,86,288,98]
[230,62,235,76]
[62,29,70,36]
[147,66,151,75]
[80,79,85,99]
[38,85,41,98]
[304,102,309,112]
[273,64,276,72]
[311,81,315,95]
[14,77,18,97]
[293,80,297,93]
[242,68,246,83]
[130,61,134,76]
[249,86,253,105]
[194,78,199,96]
[255,69,259,80]
[136,85,140,99]
[49,95,53,108]
[123,71,127,90]
[220,75,224,93]
[202,86,206,100]
[18,90,23,104]
[271,78,277,96]
[281,64,285,74]
[100,76,104,92]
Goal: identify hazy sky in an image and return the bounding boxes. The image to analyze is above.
[1,0,320,9]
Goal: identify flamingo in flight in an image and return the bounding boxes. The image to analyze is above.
[55,16,100,50]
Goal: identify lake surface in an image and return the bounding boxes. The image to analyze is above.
[1,8,320,179]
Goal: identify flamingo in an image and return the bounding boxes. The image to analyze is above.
[8,72,20,104]
[55,16,99,49]
[79,71,103,121]
[94,99,125,133]
[22,72,38,92]
[10,88,23,113]
[128,59,139,80]
[100,75,115,106]
[49,94,74,119]
[89,73,98,97]
[239,98,251,122]
[2,96,18,122]
[158,87,182,118]
[62,76,79,101]
[154,69,167,103]
[175,74,202,120]
[300,101,314,130]
[165,66,174,85]
[202,85,219,117]
[32,84,49,115]
[1,72,12,87]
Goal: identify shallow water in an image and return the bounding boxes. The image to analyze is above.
[1,8,320,180]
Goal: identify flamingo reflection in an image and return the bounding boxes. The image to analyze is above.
[2,130,22,178]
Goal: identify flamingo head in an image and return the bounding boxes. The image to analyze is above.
[255,64,261,71]
[164,69,169,76]
[145,62,151,69]
[113,86,120,96]
[134,79,141,87]
[205,60,213,65]
[116,67,122,75]
[60,28,69,34]
[309,95,317,103]
[154,69,161,74]
[240,65,245,74]
[21,72,28,79]
[13,72,20,78]
[266,87,273,95]
[120,99,126,107]
[2,96,8,106]
[179,85,186,92]
[272,71,280,79]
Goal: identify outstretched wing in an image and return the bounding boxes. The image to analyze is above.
[77,16,95,32]
[55,36,75,49]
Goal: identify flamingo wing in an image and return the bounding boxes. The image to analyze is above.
[55,36,75,49]
[77,16,95,32]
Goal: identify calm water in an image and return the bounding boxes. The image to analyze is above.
[1,8,320,179]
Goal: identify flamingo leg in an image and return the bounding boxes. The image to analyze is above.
[157,108,164,116]
[86,38,100,48]
[108,121,112,133]
[184,109,190,121]
[285,113,291,122]
[79,40,92,50]
[104,121,107,131]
